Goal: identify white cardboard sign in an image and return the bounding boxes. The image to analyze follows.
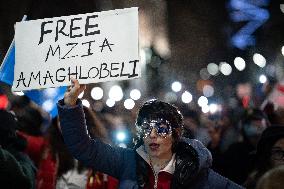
[13,7,140,91]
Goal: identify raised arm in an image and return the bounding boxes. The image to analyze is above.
[57,78,135,179]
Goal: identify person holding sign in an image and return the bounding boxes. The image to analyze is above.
[57,78,243,189]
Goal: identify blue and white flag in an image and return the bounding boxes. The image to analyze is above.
[0,38,15,85]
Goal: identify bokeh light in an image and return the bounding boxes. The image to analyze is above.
[91,87,104,100]
[234,57,246,71]
[14,91,24,96]
[106,98,115,107]
[116,131,126,142]
[207,63,219,76]
[130,89,141,100]
[219,62,232,76]
[109,85,123,101]
[181,91,192,103]
[203,85,214,97]
[198,96,208,107]
[253,53,266,68]
[259,74,267,84]
[200,68,210,80]
[124,99,135,110]
[171,81,182,92]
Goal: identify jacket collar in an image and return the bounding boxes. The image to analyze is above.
[136,145,176,174]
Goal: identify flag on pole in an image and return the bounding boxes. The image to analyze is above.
[24,87,66,118]
[0,38,15,85]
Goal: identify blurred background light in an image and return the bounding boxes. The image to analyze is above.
[116,131,126,142]
[181,91,192,103]
[207,63,219,76]
[44,88,58,98]
[253,53,266,68]
[171,81,182,92]
[265,64,276,77]
[106,98,115,107]
[259,74,267,83]
[282,46,284,56]
[130,89,141,100]
[209,103,218,114]
[165,92,177,102]
[140,49,147,65]
[198,96,208,107]
[203,85,214,97]
[124,99,135,110]
[14,91,24,96]
[281,4,284,13]
[0,94,8,109]
[118,143,127,148]
[42,100,54,112]
[201,105,209,113]
[91,87,104,100]
[234,57,246,71]
[200,68,210,80]
[219,62,232,76]
[109,85,123,101]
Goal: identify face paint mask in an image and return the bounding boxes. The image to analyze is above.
[137,118,173,138]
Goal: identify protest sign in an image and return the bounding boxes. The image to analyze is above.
[13,7,139,91]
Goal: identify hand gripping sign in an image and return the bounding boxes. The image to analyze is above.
[13,7,140,91]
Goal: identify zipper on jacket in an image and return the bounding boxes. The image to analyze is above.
[149,161,158,189]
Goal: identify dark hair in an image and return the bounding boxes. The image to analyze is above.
[0,110,18,148]
[245,126,284,188]
[16,106,43,136]
[135,99,183,150]
[255,126,284,172]
[183,109,200,126]
[136,99,183,128]
[48,117,75,177]
[83,106,110,143]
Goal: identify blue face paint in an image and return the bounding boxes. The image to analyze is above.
[137,118,172,138]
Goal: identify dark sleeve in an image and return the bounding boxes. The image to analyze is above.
[222,143,252,185]
[57,99,133,179]
[208,169,245,189]
[0,148,36,189]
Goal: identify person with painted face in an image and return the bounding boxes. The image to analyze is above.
[57,78,243,189]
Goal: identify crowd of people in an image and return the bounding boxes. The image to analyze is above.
[0,78,284,189]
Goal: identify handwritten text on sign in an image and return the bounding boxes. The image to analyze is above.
[13,7,139,91]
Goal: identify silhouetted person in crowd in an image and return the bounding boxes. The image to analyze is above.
[222,108,269,185]
[0,109,36,189]
[182,109,209,145]
[244,126,284,189]
[206,119,225,175]
[206,111,240,175]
